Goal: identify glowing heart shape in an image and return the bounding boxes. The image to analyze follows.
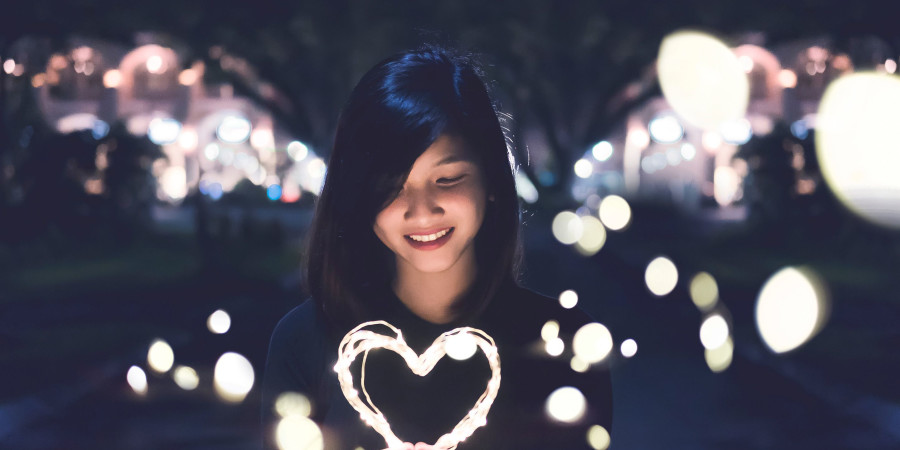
[335,321,501,450]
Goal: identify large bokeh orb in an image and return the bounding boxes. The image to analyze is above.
[657,31,749,130]
[816,72,900,229]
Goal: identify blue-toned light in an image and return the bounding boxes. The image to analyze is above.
[266,184,282,201]
[790,120,809,140]
[91,120,110,140]
[208,182,223,200]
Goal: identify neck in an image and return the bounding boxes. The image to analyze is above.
[392,252,478,325]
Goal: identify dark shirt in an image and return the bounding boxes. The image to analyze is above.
[262,284,613,449]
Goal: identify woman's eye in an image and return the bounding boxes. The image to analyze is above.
[437,175,466,185]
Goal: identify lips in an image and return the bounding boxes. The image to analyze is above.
[404,227,454,250]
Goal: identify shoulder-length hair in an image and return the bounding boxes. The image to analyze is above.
[305,46,522,332]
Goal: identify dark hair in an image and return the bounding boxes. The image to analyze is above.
[305,46,522,332]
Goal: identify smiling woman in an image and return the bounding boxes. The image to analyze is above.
[261,46,612,450]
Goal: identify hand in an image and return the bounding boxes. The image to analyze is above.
[385,443,436,450]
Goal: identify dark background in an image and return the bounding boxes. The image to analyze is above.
[1,1,899,449]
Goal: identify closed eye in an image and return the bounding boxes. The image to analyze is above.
[437,175,467,185]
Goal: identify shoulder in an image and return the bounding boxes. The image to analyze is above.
[269,299,331,352]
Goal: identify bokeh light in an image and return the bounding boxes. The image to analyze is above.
[559,289,579,309]
[287,141,309,162]
[147,118,182,145]
[147,339,174,373]
[689,272,719,311]
[597,195,631,231]
[545,337,565,357]
[276,415,324,450]
[587,424,611,450]
[657,30,749,130]
[103,69,122,88]
[592,141,614,161]
[570,356,590,373]
[620,339,638,358]
[720,118,753,145]
[545,386,587,423]
[445,332,478,361]
[756,267,828,353]
[644,256,678,296]
[275,392,312,418]
[552,211,583,245]
[127,366,148,395]
[575,159,594,179]
[207,309,231,334]
[160,166,187,201]
[680,143,697,161]
[699,314,729,350]
[217,115,252,144]
[173,365,199,391]
[214,352,255,403]
[572,322,613,364]
[648,114,684,143]
[713,166,741,206]
[705,336,734,373]
[816,72,900,228]
[575,215,607,256]
[541,320,560,342]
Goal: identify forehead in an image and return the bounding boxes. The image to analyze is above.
[412,134,477,169]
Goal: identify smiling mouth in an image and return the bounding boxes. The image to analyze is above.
[404,227,454,249]
[406,227,452,242]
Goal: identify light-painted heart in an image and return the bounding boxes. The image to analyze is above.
[335,321,501,450]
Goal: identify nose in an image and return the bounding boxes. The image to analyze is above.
[402,186,444,222]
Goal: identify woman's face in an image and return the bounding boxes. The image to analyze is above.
[373,134,487,275]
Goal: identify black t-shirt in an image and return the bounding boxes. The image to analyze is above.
[262,284,613,449]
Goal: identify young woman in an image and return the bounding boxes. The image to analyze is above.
[262,46,612,450]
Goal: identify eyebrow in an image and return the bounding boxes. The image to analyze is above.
[435,155,475,167]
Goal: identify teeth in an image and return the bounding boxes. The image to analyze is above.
[408,228,450,242]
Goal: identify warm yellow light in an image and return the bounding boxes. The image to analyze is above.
[816,72,900,228]
[545,337,565,357]
[160,166,187,201]
[689,272,719,311]
[545,386,587,423]
[275,392,312,418]
[657,31,749,130]
[587,424,611,449]
[570,356,590,373]
[645,256,678,296]
[307,158,326,178]
[701,131,723,153]
[574,159,594,179]
[178,128,198,151]
[756,267,828,353]
[287,141,309,162]
[207,309,231,334]
[250,128,275,150]
[620,339,637,358]
[275,415,324,450]
[179,68,199,85]
[558,289,579,309]
[103,69,122,88]
[214,352,255,403]
[714,166,741,206]
[446,332,478,361]
[552,211,583,245]
[127,365,148,395]
[572,322,613,364]
[146,55,165,74]
[699,314,729,349]
[173,365,199,391]
[32,73,46,88]
[705,336,734,372]
[575,215,607,256]
[597,195,631,231]
[541,320,560,342]
[778,69,798,88]
[147,339,174,373]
